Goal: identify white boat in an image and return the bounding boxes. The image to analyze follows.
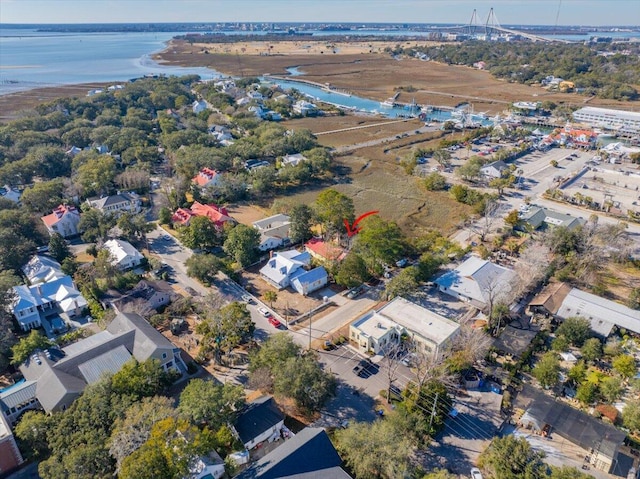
[380,99,396,108]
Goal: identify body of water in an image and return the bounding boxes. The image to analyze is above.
[0,28,220,95]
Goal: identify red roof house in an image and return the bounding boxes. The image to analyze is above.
[41,204,81,238]
[192,167,221,188]
[172,201,234,228]
[304,237,347,262]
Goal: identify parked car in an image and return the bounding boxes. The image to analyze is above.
[241,294,254,304]
[258,307,270,317]
[346,285,365,299]
[470,468,483,479]
[268,316,282,328]
[395,258,409,268]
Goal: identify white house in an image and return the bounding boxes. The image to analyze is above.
[480,160,510,179]
[192,167,222,189]
[86,191,141,216]
[252,214,291,251]
[435,256,516,309]
[11,276,87,331]
[293,100,318,116]
[259,250,328,295]
[350,297,460,357]
[192,100,208,114]
[41,204,81,238]
[281,153,308,167]
[103,239,144,270]
[65,146,83,157]
[22,255,65,285]
[0,185,21,204]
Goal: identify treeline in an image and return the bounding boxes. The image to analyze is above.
[407,41,640,101]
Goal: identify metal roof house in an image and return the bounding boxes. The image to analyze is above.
[252,214,291,252]
[86,191,141,216]
[350,297,460,358]
[18,312,186,413]
[435,256,516,310]
[103,239,144,270]
[259,250,328,295]
[22,255,65,285]
[517,206,584,231]
[234,427,350,479]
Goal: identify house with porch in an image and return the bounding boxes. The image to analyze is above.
[41,204,81,238]
[259,250,328,295]
[517,206,585,231]
[22,255,65,285]
[252,214,291,252]
[350,297,460,358]
[304,237,347,263]
[480,160,510,179]
[232,396,285,451]
[86,191,141,216]
[103,239,144,270]
[172,202,235,229]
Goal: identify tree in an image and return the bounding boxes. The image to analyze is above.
[622,400,640,433]
[248,333,300,372]
[384,266,420,300]
[580,338,602,363]
[21,178,65,213]
[263,290,277,309]
[117,213,153,243]
[15,411,55,459]
[334,415,415,479]
[456,157,482,181]
[352,216,406,274]
[576,382,598,405]
[314,189,354,237]
[158,207,172,225]
[185,253,223,285]
[478,435,546,479]
[11,330,54,365]
[111,359,173,399]
[178,379,245,429]
[75,155,116,196]
[532,351,560,389]
[78,208,116,242]
[628,288,640,310]
[423,172,447,191]
[556,316,591,347]
[469,199,500,242]
[180,215,221,250]
[223,224,260,267]
[48,232,71,262]
[288,203,314,244]
[109,396,176,473]
[196,302,255,363]
[334,253,370,288]
[567,360,587,385]
[432,149,452,169]
[273,353,336,412]
[612,354,636,379]
[504,209,520,229]
[600,376,624,403]
[402,380,452,436]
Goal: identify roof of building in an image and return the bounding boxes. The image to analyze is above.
[281,153,308,166]
[106,312,175,361]
[492,325,539,358]
[253,214,291,232]
[573,106,640,122]
[87,192,138,210]
[519,385,625,460]
[77,344,132,384]
[0,380,37,410]
[41,204,80,227]
[234,396,284,446]
[192,168,221,187]
[234,427,349,479]
[12,275,82,312]
[190,202,233,225]
[557,288,640,337]
[290,266,328,288]
[35,368,86,412]
[529,282,572,314]
[304,238,346,262]
[435,256,516,307]
[481,160,509,172]
[260,250,310,286]
[520,207,584,231]
[103,239,142,265]
[22,255,63,284]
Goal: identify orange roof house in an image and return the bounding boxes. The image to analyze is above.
[41,204,81,238]
[192,167,221,188]
[171,201,234,228]
[304,237,347,263]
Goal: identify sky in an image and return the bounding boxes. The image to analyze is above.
[0,0,638,27]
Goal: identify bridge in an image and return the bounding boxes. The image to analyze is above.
[437,8,572,44]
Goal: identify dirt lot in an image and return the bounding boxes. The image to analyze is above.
[225,202,272,225]
[155,39,639,114]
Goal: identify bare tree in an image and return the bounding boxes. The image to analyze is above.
[512,241,552,299]
[378,336,405,404]
[470,199,500,242]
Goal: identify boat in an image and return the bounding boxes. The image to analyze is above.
[380,98,396,108]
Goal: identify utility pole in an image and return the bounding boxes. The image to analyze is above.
[429,392,439,431]
[308,308,312,350]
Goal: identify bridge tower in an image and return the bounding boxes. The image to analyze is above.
[467,9,479,36]
[484,8,502,38]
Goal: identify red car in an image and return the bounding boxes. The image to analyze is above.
[268,316,282,328]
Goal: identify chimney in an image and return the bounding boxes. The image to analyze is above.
[36,284,43,296]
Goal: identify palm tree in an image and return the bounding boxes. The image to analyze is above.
[264,290,278,310]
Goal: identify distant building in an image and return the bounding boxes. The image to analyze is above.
[259,250,328,295]
[480,160,510,179]
[103,239,144,270]
[517,206,585,231]
[192,100,208,114]
[435,256,516,310]
[109,280,177,315]
[0,185,21,204]
[41,204,81,238]
[281,153,308,167]
[192,167,222,189]
[19,312,187,413]
[252,214,291,252]
[350,296,460,357]
[293,100,318,116]
[172,201,235,229]
[551,126,598,149]
[86,191,141,216]
[572,106,640,135]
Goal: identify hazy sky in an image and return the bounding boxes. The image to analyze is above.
[0,0,638,26]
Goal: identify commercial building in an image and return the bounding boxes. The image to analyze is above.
[572,107,640,135]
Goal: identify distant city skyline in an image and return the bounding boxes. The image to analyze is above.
[0,0,639,27]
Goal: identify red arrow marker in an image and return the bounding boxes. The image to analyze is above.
[344,210,379,237]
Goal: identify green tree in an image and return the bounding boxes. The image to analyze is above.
[334,416,415,479]
[567,360,587,385]
[576,382,598,405]
[384,266,420,300]
[580,338,602,363]
[117,213,153,243]
[504,209,521,229]
[180,215,220,250]
[21,179,65,213]
[455,157,482,181]
[623,399,640,433]
[263,290,278,309]
[334,253,370,288]
[402,380,451,437]
[178,379,245,429]
[288,203,314,244]
[48,232,71,262]
[185,253,223,285]
[600,376,624,403]
[75,155,116,196]
[314,189,354,236]
[15,410,55,459]
[628,288,640,310]
[78,208,116,242]
[478,435,546,479]
[11,330,54,365]
[111,359,173,399]
[532,351,561,389]
[423,172,447,191]
[556,316,591,347]
[612,354,636,379]
[196,302,255,362]
[248,333,300,372]
[158,207,172,225]
[352,216,406,273]
[223,224,260,267]
[432,149,452,169]
[273,353,336,412]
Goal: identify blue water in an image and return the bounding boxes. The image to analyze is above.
[0,28,219,94]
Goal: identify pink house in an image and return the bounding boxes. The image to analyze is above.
[192,167,221,189]
[41,204,81,238]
